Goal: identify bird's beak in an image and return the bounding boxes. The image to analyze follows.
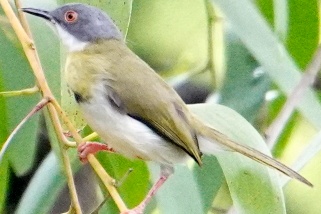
[22,8,54,22]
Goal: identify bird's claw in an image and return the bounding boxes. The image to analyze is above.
[77,142,114,163]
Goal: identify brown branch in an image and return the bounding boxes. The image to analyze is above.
[265,45,321,148]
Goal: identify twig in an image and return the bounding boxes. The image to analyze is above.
[205,0,216,87]
[0,98,49,162]
[0,1,128,213]
[0,85,39,97]
[265,45,321,148]
[114,168,134,187]
[205,0,225,89]
[0,1,82,213]
[87,155,128,211]
[14,0,32,37]
[50,99,127,212]
[83,132,99,141]
[91,195,111,214]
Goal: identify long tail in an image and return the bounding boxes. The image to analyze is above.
[197,120,312,187]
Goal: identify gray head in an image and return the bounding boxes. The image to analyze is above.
[22,3,123,51]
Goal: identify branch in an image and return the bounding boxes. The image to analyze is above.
[0,85,39,97]
[265,45,321,148]
[0,1,82,213]
[0,1,128,212]
[0,98,49,162]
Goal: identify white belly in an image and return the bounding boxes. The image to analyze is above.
[79,88,190,165]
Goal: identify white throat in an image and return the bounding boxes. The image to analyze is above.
[55,25,88,52]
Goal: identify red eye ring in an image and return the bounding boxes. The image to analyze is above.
[64,10,78,23]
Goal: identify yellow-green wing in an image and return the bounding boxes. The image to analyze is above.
[103,41,202,165]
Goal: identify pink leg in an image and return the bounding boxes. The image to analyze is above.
[78,142,115,163]
[121,165,173,214]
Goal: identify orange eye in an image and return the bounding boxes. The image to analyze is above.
[64,10,78,23]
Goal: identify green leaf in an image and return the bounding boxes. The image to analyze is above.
[0,160,9,213]
[16,152,65,214]
[193,156,224,213]
[212,0,321,129]
[150,163,204,214]
[286,0,318,69]
[0,12,40,176]
[220,34,270,122]
[273,0,289,41]
[127,0,208,72]
[97,153,150,212]
[190,103,286,214]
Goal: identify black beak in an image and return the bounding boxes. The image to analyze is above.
[22,8,53,22]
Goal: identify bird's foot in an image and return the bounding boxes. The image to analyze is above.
[77,142,115,163]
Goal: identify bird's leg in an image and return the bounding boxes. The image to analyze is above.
[121,165,174,214]
[77,142,115,163]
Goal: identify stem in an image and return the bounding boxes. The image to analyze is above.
[0,1,82,213]
[51,96,127,212]
[88,155,128,212]
[0,1,128,212]
[14,0,32,37]
[204,0,225,89]
[0,98,49,162]
[0,85,39,97]
[265,45,321,148]
[205,0,216,87]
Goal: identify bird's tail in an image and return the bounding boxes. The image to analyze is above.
[196,119,312,187]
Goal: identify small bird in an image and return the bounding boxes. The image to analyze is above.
[23,3,312,214]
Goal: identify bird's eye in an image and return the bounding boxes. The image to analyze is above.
[64,10,78,23]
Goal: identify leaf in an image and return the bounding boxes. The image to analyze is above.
[150,163,204,214]
[15,152,65,214]
[220,34,270,122]
[0,12,40,175]
[96,153,150,212]
[0,160,9,213]
[211,0,321,129]
[193,156,224,213]
[286,0,318,69]
[189,103,286,214]
[0,59,9,213]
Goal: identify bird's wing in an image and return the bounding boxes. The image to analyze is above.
[103,47,202,165]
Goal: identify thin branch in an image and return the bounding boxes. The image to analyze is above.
[0,85,39,97]
[1,1,128,213]
[0,1,82,213]
[204,0,225,89]
[87,155,128,212]
[113,168,134,187]
[205,0,216,87]
[14,0,32,37]
[50,99,128,212]
[265,45,321,148]
[83,132,99,141]
[0,98,49,162]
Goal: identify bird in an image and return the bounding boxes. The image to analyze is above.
[22,3,312,214]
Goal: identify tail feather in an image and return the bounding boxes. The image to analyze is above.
[198,123,313,187]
